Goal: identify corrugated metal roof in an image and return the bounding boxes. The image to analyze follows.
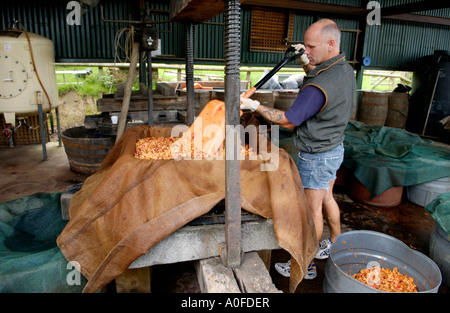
[1,0,449,70]
[195,15,224,60]
[1,0,134,62]
[364,18,450,69]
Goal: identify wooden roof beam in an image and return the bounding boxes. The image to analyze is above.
[381,1,450,26]
[383,14,450,27]
[170,0,225,23]
[239,0,369,17]
[240,0,450,26]
[381,1,450,17]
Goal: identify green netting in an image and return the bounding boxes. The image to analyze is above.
[0,192,87,292]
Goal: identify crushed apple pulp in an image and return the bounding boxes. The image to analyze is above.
[351,266,418,292]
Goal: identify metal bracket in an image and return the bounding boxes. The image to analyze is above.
[218,242,244,268]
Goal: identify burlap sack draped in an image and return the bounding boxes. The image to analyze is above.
[56,125,317,293]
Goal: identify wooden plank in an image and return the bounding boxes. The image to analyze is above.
[156,82,177,96]
[383,14,450,27]
[240,0,369,17]
[241,0,450,27]
[97,96,187,112]
[195,257,241,293]
[170,0,225,23]
[233,252,281,293]
[381,1,450,16]
[129,219,280,269]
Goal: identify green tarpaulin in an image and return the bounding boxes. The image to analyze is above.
[279,121,450,197]
[425,192,450,236]
[342,121,450,197]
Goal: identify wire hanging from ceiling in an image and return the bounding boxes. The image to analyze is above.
[110,26,150,93]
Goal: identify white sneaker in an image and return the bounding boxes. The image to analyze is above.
[274,260,291,277]
[304,261,317,280]
[275,260,317,280]
[315,238,333,259]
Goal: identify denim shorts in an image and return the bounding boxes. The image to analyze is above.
[297,143,344,190]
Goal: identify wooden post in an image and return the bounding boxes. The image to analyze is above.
[116,41,140,142]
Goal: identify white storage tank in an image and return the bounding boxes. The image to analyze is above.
[0,29,59,123]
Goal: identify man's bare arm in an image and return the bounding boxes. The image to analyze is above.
[254,105,296,129]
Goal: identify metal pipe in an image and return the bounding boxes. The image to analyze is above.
[36,92,47,160]
[139,51,145,84]
[55,106,62,147]
[147,51,154,126]
[224,0,242,268]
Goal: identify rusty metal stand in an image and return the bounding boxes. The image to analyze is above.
[37,95,47,161]
[185,23,195,126]
[55,106,62,147]
[223,0,242,268]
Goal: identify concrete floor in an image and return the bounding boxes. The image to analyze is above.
[0,141,448,293]
[0,142,90,203]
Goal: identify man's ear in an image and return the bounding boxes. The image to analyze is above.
[327,39,335,51]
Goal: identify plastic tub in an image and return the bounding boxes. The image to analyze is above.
[323,230,442,293]
[430,222,450,286]
[407,177,450,207]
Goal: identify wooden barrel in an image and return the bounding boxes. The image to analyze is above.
[358,91,388,126]
[385,92,409,129]
[61,126,114,174]
[274,90,299,111]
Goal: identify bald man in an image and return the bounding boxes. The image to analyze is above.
[241,19,356,280]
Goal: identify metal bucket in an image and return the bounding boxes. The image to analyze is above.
[430,222,450,286]
[61,126,114,174]
[323,230,442,293]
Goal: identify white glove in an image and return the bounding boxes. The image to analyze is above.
[291,44,309,66]
[240,97,260,112]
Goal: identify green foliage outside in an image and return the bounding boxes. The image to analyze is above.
[56,65,413,98]
[56,66,140,98]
